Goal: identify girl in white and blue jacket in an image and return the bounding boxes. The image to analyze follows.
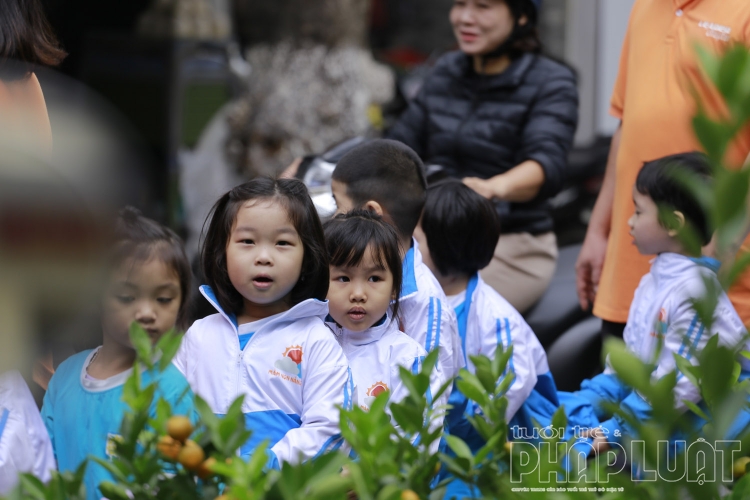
[576,153,749,454]
[323,210,443,444]
[416,180,598,499]
[173,178,351,469]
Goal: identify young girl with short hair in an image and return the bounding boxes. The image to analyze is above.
[173,178,350,468]
[42,207,195,500]
[324,210,441,436]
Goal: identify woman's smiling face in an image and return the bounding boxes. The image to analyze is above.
[450,0,519,57]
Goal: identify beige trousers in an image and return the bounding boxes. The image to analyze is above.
[479,231,558,313]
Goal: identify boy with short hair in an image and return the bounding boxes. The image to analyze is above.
[414,179,598,440]
[416,179,598,498]
[578,152,748,449]
[331,139,464,403]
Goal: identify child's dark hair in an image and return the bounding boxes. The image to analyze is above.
[323,209,403,321]
[332,139,427,240]
[111,206,192,329]
[635,152,713,245]
[201,177,329,315]
[421,179,501,276]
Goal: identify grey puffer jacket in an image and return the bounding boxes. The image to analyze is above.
[388,51,578,235]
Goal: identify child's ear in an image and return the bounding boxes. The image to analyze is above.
[363,200,384,217]
[667,210,686,237]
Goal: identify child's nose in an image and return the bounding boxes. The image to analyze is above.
[350,284,366,302]
[255,246,272,265]
[135,301,157,324]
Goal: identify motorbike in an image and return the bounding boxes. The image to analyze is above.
[296,137,607,391]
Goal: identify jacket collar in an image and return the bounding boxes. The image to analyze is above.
[450,51,537,89]
[199,285,329,332]
[328,313,393,347]
[650,253,719,287]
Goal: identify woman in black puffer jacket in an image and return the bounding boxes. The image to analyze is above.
[389,0,577,313]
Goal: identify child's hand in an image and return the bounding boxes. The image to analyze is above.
[580,428,611,456]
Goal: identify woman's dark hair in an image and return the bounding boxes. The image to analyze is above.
[201,177,329,316]
[0,0,66,78]
[111,206,192,330]
[323,209,403,322]
[480,0,541,62]
[635,152,713,246]
[421,179,501,276]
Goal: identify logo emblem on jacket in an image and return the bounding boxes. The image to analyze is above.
[274,345,303,378]
[362,381,389,410]
[651,308,668,338]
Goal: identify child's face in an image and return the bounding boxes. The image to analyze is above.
[103,255,182,348]
[226,199,304,319]
[331,179,356,215]
[628,187,676,255]
[327,246,395,332]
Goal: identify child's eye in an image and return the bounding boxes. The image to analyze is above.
[116,295,135,304]
[277,240,291,246]
[369,276,383,283]
[335,276,350,282]
[241,239,254,245]
[157,297,174,304]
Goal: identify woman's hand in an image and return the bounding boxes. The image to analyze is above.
[463,161,545,202]
[463,176,501,200]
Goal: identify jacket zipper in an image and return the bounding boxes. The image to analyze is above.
[454,90,482,170]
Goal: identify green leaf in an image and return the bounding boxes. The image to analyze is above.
[97,482,131,500]
[605,338,651,392]
[714,169,750,228]
[673,353,701,389]
[454,377,488,407]
[129,322,154,370]
[722,252,750,290]
[17,475,46,500]
[445,434,473,463]
[490,345,513,380]
[157,330,183,371]
[390,401,424,432]
[683,399,711,421]
[692,114,731,163]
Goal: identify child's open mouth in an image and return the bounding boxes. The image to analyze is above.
[347,307,366,321]
[252,275,273,289]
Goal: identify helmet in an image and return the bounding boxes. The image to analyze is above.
[479,0,542,63]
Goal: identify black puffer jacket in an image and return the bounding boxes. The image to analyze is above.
[388,51,578,235]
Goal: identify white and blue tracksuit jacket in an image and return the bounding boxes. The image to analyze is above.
[399,241,464,408]
[577,253,748,442]
[327,314,444,445]
[447,274,593,433]
[0,371,55,495]
[173,286,351,467]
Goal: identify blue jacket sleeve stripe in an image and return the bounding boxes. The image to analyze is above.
[313,433,344,458]
[0,408,9,442]
[677,314,699,358]
[504,318,516,379]
[677,323,706,381]
[434,299,442,360]
[688,324,706,356]
[425,298,435,353]
[343,367,353,410]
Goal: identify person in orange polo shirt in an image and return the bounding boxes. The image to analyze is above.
[576,0,750,335]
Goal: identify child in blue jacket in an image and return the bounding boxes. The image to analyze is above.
[42,208,195,500]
